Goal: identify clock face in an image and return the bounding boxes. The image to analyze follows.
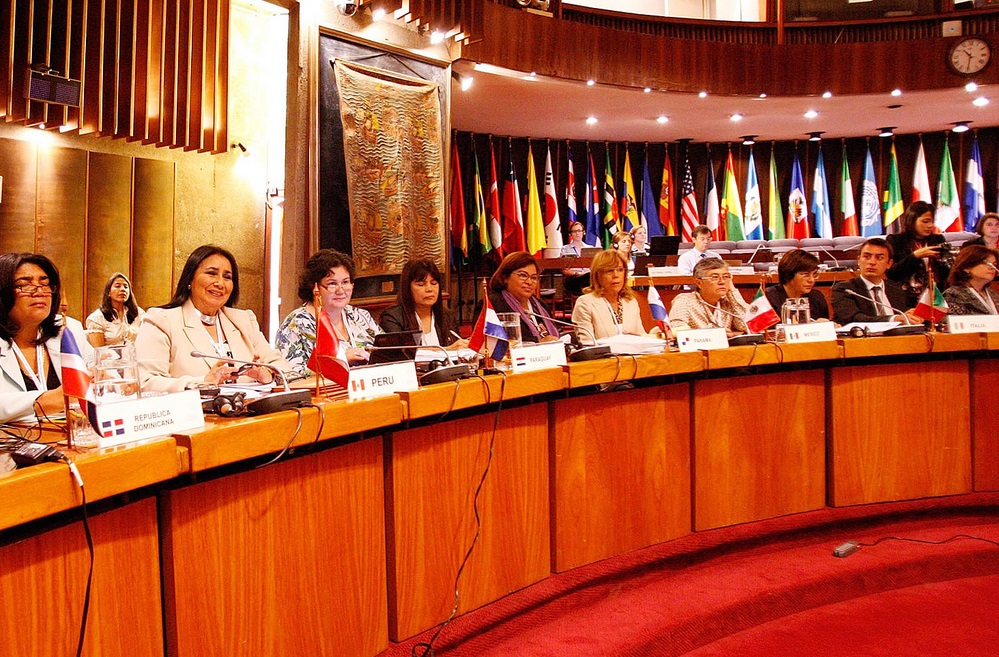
[949,37,991,76]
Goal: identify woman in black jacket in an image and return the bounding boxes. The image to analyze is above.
[886,201,951,308]
[380,258,468,350]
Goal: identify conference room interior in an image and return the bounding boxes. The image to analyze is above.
[4,1,999,656]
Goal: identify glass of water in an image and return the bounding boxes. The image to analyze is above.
[93,343,140,404]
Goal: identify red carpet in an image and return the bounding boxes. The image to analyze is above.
[381,495,999,657]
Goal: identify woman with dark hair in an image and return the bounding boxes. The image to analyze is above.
[0,253,80,422]
[943,245,999,315]
[275,249,382,373]
[572,250,660,343]
[963,212,999,250]
[764,249,830,321]
[886,200,950,308]
[85,272,144,347]
[136,245,290,392]
[380,259,468,349]
[488,251,560,343]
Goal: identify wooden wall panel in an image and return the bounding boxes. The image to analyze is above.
[86,152,133,312]
[132,157,175,307]
[552,385,691,572]
[0,138,38,254]
[693,370,826,531]
[35,145,87,318]
[388,403,551,641]
[0,498,165,657]
[829,361,972,506]
[971,359,999,491]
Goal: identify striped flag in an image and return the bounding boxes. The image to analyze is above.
[680,154,699,241]
[602,149,619,247]
[883,143,904,235]
[60,329,100,433]
[468,294,509,360]
[487,142,503,255]
[860,146,882,237]
[620,149,640,232]
[502,151,526,252]
[812,146,833,238]
[641,153,663,237]
[471,149,491,260]
[584,149,601,247]
[308,292,350,388]
[722,149,745,241]
[704,156,721,240]
[660,149,678,236]
[936,139,962,233]
[647,285,671,332]
[744,148,764,240]
[964,136,985,232]
[543,145,564,250]
[450,141,468,259]
[768,146,785,240]
[566,153,578,228]
[841,143,859,237]
[788,150,809,239]
[525,144,546,257]
[912,139,932,204]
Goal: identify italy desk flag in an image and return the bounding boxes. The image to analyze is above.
[60,328,100,432]
[469,296,509,360]
[744,289,779,333]
[913,286,948,323]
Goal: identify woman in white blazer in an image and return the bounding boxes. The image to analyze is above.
[135,245,292,393]
[0,253,72,423]
[571,250,658,344]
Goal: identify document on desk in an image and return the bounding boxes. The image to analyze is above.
[597,334,669,355]
[836,322,900,336]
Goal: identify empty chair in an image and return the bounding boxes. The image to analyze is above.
[832,235,867,250]
[945,231,977,243]
[799,237,835,248]
[736,240,767,250]
[710,240,738,252]
[766,238,800,249]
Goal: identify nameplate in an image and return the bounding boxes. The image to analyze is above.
[676,327,729,352]
[96,390,204,448]
[347,361,419,400]
[728,266,755,275]
[510,341,567,373]
[783,321,837,343]
[948,315,999,334]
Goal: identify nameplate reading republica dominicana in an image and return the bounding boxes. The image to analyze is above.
[510,341,567,373]
[347,361,419,400]
[96,390,204,448]
[948,315,999,334]
[783,321,837,344]
[676,328,729,352]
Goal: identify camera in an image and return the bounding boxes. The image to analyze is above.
[335,0,358,16]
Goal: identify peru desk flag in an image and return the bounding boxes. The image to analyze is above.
[647,285,670,332]
[744,288,780,334]
[60,328,100,433]
[308,288,350,388]
[913,285,948,323]
[468,296,509,360]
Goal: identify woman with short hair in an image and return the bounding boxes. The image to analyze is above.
[943,245,999,315]
[765,249,830,320]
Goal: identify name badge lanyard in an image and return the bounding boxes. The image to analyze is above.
[12,341,47,391]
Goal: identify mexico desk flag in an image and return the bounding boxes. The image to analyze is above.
[647,285,671,333]
[308,285,350,388]
[914,285,948,323]
[744,288,780,333]
[469,295,509,360]
[60,328,100,433]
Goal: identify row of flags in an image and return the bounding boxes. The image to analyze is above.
[450,136,994,263]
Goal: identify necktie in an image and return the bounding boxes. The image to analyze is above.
[871,286,888,315]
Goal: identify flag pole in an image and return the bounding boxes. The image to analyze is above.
[63,393,75,448]
[313,283,323,395]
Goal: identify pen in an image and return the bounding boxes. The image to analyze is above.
[450,330,463,341]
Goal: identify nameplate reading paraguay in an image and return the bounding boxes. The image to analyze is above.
[510,341,567,373]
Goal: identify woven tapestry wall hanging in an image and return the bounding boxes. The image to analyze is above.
[332,59,445,278]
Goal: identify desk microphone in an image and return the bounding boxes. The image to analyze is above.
[522,310,611,361]
[814,246,847,271]
[362,344,474,385]
[190,352,311,414]
[745,243,766,265]
[841,289,924,334]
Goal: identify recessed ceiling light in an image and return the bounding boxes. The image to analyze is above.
[430,30,444,44]
[891,89,902,97]
[699,91,708,98]
[643,87,652,93]
[741,135,757,145]
[371,8,386,20]
[878,126,895,137]
[822,91,833,98]
[586,79,595,86]
[966,82,978,92]
[656,115,669,124]
[973,96,989,107]
[804,109,818,119]
[759,93,767,98]
[808,131,824,142]
[586,116,598,125]
[952,121,970,133]
[730,113,743,122]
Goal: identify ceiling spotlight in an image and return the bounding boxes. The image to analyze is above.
[586,79,595,86]
[973,96,989,107]
[643,87,652,93]
[452,71,473,91]
[878,127,895,137]
[698,91,708,98]
[952,121,971,133]
[429,30,445,44]
[656,115,669,124]
[371,7,386,20]
[822,91,833,98]
[585,116,598,125]
[741,135,757,145]
[808,131,824,142]
[966,82,978,92]
[730,113,743,122]
[759,93,767,98]
[231,141,248,155]
[891,89,902,97]
[804,109,818,119]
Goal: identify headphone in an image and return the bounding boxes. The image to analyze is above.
[848,326,870,338]
[202,392,247,417]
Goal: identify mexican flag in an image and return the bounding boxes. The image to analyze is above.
[913,286,948,323]
[744,288,780,333]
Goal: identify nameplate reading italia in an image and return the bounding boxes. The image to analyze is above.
[96,390,204,448]
[948,315,999,334]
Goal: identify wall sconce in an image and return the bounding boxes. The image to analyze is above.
[451,71,473,92]
[231,142,249,156]
[333,0,359,16]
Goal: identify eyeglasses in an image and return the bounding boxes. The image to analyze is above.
[796,271,821,280]
[320,281,353,291]
[14,283,56,295]
[512,271,540,283]
[698,273,732,283]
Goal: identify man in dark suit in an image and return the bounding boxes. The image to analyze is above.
[832,238,923,325]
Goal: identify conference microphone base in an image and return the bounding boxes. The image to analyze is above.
[883,325,926,336]
[420,364,474,386]
[245,389,312,416]
[568,345,612,362]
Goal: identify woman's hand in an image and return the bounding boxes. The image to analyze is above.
[240,365,274,384]
[539,335,560,343]
[726,328,746,339]
[204,360,238,385]
[913,245,941,259]
[35,388,66,416]
[446,338,470,350]
[346,347,370,365]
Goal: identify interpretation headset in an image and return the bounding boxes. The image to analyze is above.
[201,391,247,417]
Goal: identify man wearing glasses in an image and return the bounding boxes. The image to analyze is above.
[668,257,749,337]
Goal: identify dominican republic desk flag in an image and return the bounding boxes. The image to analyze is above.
[469,296,509,360]
[60,328,100,433]
[744,289,780,334]
[647,285,670,332]
[308,290,350,388]
[914,285,948,323]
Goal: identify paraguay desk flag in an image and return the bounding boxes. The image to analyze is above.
[704,155,721,240]
[543,144,564,250]
[602,149,620,246]
[641,153,663,237]
[841,143,859,237]
[787,150,809,239]
[768,146,785,240]
[812,146,833,238]
[620,149,640,232]
[914,285,948,323]
[680,154,699,242]
[647,285,670,332]
[936,139,962,233]
[450,141,468,259]
[468,295,508,360]
[660,150,678,237]
[744,288,780,334]
[860,146,882,237]
[964,136,986,233]
[525,144,546,257]
[722,149,745,241]
[566,153,578,229]
[744,148,764,240]
[487,142,503,256]
[883,143,904,235]
[308,295,350,388]
[502,149,526,252]
[584,149,601,247]
[60,328,100,433]
[912,139,932,204]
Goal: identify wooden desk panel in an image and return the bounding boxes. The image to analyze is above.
[160,439,387,657]
[693,370,826,530]
[399,369,565,419]
[552,385,691,572]
[971,359,999,491]
[0,498,164,657]
[387,403,550,641]
[828,361,972,506]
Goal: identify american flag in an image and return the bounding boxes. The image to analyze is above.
[680,155,699,242]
